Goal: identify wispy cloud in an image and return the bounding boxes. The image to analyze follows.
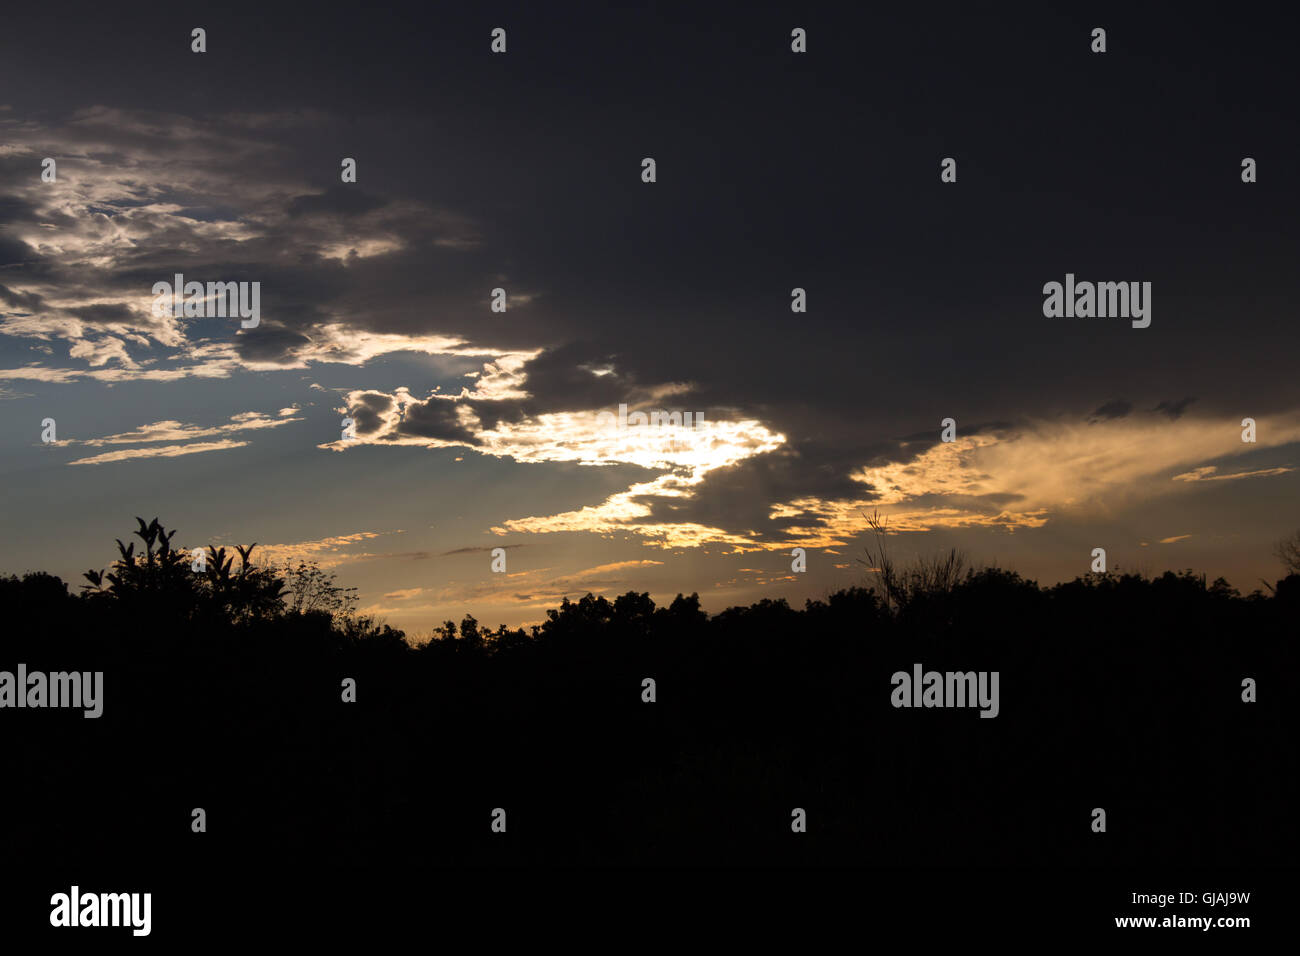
[250,530,404,568]
[59,409,303,465]
[1171,465,1293,482]
[68,439,248,466]
[78,411,301,447]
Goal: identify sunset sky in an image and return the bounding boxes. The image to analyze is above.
[2,5,1297,634]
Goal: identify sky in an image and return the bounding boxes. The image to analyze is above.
[1,3,1297,635]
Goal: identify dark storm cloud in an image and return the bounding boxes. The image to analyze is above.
[68,303,136,325]
[287,187,389,219]
[1088,400,1133,423]
[237,327,313,365]
[395,395,480,444]
[440,544,527,556]
[896,422,1016,443]
[0,195,41,223]
[347,391,395,435]
[494,344,629,415]
[0,283,46,311]
[5,54,1294,432]
[640,425,1022,546]
[1153,397,1197,420]
[2,3,1299,567]
[631,438,900,541]
[0,236,35,267]
[421,344,643,436]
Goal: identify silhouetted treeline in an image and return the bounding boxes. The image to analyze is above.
[2,524,1298,873]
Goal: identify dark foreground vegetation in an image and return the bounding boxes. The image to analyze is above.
[3,519,1298,876]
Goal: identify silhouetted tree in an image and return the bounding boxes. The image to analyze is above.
[858,508,966,614]
[1277,529,1300,575]
[281,560,359,619]
[6,514,1296,877]
[82,519,285,625]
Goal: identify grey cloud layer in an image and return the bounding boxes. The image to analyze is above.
[4,102,1297,555]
